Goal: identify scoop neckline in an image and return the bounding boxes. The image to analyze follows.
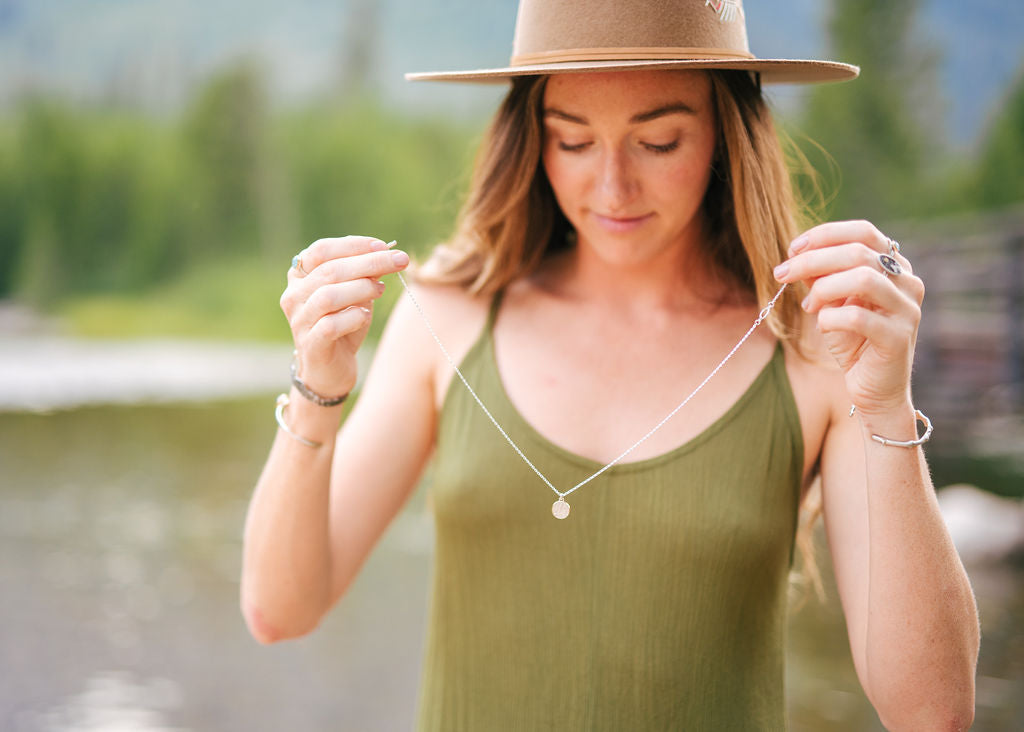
[485,324,783,475]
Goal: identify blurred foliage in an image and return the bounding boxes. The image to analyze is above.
[795,0,1024,224]
[1,39,1023,339]
[58,256,288,341]
[0,63,477,340]
[972,66,1024,210]
[798,0,943,222]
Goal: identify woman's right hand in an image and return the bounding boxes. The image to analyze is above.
[280,236,410,398]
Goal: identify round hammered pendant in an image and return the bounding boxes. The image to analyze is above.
[552,499,570,520]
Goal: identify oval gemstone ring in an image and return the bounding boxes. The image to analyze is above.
[878,253,902,277]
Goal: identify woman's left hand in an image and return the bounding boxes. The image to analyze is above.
[773,219,925,416]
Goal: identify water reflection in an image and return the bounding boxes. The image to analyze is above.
[0,400,1020,730]
[32,671,184,732]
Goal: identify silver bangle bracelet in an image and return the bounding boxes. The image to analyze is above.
[275,393,323,448]
[870,409,933,448]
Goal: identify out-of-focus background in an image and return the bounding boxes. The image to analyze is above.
[1,1,1021,730]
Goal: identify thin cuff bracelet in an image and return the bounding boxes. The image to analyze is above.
[290,359,349,407]
[870,409,933,448]
[275,394,323,448]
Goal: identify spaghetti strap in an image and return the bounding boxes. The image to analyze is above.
[484,289,505,333]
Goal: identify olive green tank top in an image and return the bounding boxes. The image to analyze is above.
[417,291,804,731]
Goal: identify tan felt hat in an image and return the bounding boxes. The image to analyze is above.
[407,0,858,85]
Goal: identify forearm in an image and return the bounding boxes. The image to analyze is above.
[859,405,979,730]
[241,388,345,643]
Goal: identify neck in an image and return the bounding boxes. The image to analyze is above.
[540,229,736,315]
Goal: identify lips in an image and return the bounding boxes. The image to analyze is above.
[590,212,653,233]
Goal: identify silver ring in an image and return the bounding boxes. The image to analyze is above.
[291,253,307,276]
[887,237,901,257]
[878,253,902,277]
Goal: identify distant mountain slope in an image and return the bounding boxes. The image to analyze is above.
[0,0,1020,145]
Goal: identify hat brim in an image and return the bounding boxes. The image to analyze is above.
[406,58,859,85]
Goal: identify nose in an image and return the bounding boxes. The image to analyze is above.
[597,147,637,212]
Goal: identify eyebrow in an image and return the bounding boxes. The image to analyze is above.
[543,102,698,125]
[631,103,698,123]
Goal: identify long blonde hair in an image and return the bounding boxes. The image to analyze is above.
[418,70,823,595]
[417,70,810,342]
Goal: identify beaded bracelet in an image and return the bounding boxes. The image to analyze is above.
[290,355,348,407]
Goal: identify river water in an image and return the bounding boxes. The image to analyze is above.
[1,394,1021,730]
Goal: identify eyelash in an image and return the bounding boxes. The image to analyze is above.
[642,140,680,154]
[556,140,680,154]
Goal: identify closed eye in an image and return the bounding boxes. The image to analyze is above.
[642,140,680,154]
[557,141,592,153]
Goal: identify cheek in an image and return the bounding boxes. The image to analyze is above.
[649,163,711,210]
[658,144,716,202]
[542,147,581,202]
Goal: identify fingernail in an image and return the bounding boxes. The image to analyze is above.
[391,250,409,266]
[370,239,388,251]
[374,280,386,293]
[773,262,789,280]
[801,296,811,311]
[789,235,809,254]
[386,240,398,249]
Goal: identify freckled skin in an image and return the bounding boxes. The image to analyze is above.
[541,70,718,271]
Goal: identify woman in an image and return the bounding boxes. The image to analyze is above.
[241,1,979,728]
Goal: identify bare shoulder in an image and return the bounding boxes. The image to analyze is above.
[381,278,492,411]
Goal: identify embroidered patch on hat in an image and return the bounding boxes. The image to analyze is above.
[705,0,743,23]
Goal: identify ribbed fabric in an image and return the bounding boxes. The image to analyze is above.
[416,291,804,731]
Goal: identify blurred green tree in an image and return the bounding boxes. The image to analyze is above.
[0,62,480,334]
[973,66,1024,209]
[799,0,942,222]
[0,121,25,297]
[283,100,473,258]
[181,63,271,262]
[9,102,185,303]
[337,0,379,97]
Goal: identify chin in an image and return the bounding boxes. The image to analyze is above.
[580,230,670,268]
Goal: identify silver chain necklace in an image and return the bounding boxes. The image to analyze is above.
[396,271,788,519]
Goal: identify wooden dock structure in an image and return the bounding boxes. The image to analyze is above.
[905,207,1024,460]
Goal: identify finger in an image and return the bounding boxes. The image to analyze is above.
[298,236,391,276]
[775,242,878,283]
[289,278,385,333]
[816,304,914,352]
[305,305,372,345]
[802,266,920,320]
[777,240,920,289]
[887,243,915,277]
[307,247,410,284]
[789,219,887,256]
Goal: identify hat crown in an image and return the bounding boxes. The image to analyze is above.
[406,0,858,86]
[511,0,751,66]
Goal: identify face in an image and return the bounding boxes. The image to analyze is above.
[541,70,718,268]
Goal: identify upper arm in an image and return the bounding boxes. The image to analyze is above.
[818,384,872,686]
[323,283,488,604]
[324,292,440,603]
